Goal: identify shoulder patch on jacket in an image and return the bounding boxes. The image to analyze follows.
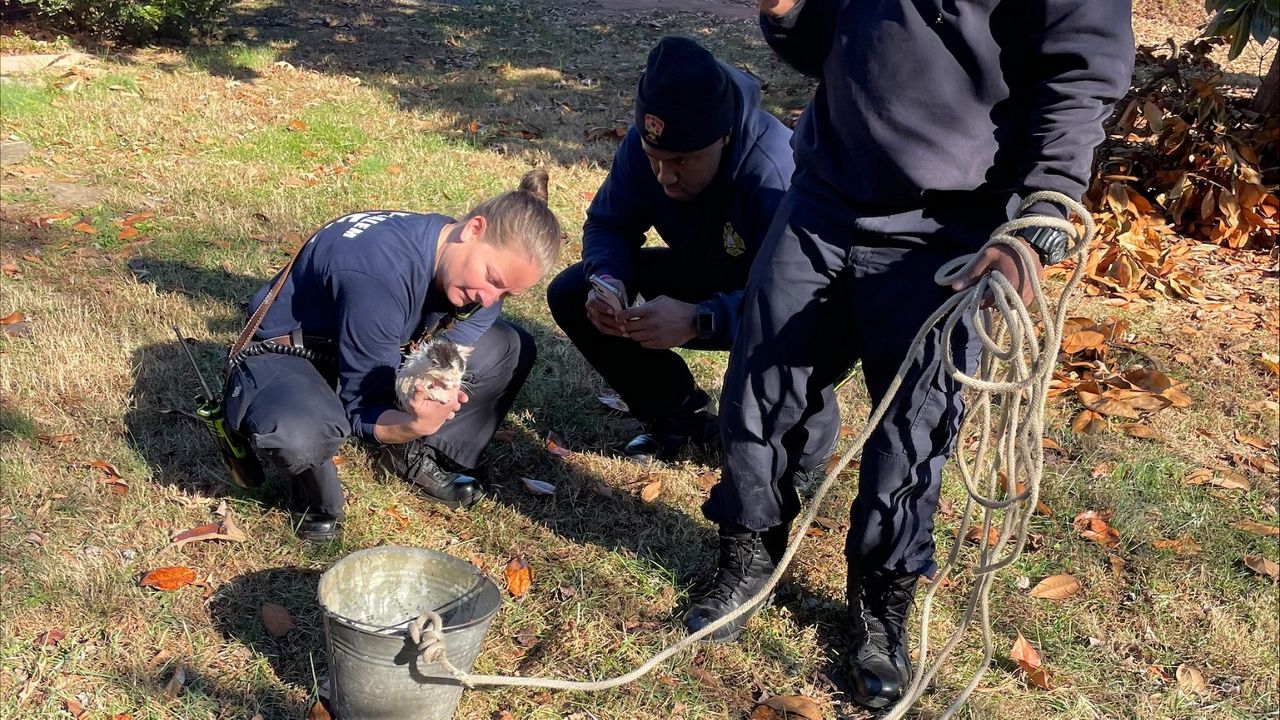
[723,222,746,257]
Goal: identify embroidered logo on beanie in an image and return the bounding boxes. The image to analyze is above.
[643,114,665,144]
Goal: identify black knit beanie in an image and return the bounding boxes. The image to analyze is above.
[634,37,734,152]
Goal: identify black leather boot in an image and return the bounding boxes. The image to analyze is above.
[624,397,720,464]
[377,440,480,509]
[847,568,919,709]
[683,525,787,642]
[289,511,341,543]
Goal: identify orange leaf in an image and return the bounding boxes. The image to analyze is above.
[35,628,66,646]
[140,566,197,591]
[1071,409,1105,434]
[1029,574,1081,600]
[1175,664,1207,695]
[72,221,96,234]
[1118,423,1163,441]
[65,699,85,718]
[1151,535,1202,555]
[287,119,307,131]
[1235,431,1273,450]
[695,471,717,492]
[1062,330,1106,354]
[1009,631,1053,689]
[505,556,532,597]
[964,525,1000,547]
[639,479,662,503]
[386,165,403,175]
[117,226,140,241]
[545,432,571,458]
[122,212,153,226]
[90,459,122,478]
[1072,510,1120,547]
[753,695,823,720]
[1232,520,1280,537]
[0,311,25,325]
[168,517,247,547]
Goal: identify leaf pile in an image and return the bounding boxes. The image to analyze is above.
[1050,316,1190,435]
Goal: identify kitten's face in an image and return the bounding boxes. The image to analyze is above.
[423,338,469,390]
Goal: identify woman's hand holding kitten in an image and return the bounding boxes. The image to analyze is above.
[405,383,468,437]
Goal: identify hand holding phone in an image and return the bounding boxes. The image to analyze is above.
[589,274,627,313]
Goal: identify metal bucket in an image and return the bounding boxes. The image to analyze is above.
[317,547,501,720]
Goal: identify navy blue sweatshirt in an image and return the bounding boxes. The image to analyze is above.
[762,0,1134,220]
[249,212,499,442]
[581,62,795,344]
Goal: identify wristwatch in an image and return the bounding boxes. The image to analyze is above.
[695,304,717,341]
[1019,225,1071,266]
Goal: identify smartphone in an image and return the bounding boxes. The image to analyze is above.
[588,274,626,312]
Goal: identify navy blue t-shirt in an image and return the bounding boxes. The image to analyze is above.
[249,212,500,441]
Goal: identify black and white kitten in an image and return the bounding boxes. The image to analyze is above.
[395,338,472,409]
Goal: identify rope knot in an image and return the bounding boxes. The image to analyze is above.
[408,611,474,688]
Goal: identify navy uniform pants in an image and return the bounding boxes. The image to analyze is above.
[704,185,997,577]
[224,319,535,518]
[547,249,838,469]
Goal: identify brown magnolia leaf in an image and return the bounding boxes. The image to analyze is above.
[141,566,197,591]
[1235,431,1273,450]
[260,603,294,637]
[1062,329,1106,354]
[1242,555,1280,580]
[1009,631,1053,690]
[65,699,85,718]
[36,629,66,646]
[1118,423,1163,441]
[1072,510,1120,547]
[168,516,247,548]
[639,479,662,503]
[1071,409,1105,434]
[964,525,1000,547]
[753,695,823,720]
[1151,536,1202,555]
[287,119,307,131]
[695,471,717,492]
[72,221,96,234]
[1232,520,1280,537]
[122,211,153,226]
[1175,664,1207,695]
[545,431,571,458]
[163,664,186,698]
[1102,555,1123,582]
[0,311,24,325]
[1029,574,1081,600]
[505,556,532,598]
[1182,468,1214,485]
[117,226,140,241]
[307,700,333,720]
[1042,437,1063,452]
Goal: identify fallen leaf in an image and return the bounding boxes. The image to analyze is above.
[491,712,515,720]
[163,664,186,698]
[1256,353,1279,376]
[1009,631,1053,689]
[386,165,402,175]
[122,212,153,226]
[1183,468,1251,492]
[307,699,332,720]
[141,566,197,591]
[1072,510,1120,547]
[287,119,307,131]
[1062,329,1106,354]
[505,556,532,598]
[1118,423,1163,441]
[545,432,571,457]
[35,629,66,646]
[1091,462,1112,479]
[65,699,85,718]
[1235,431,1273,450]
[1151,535,1202,555]
[597,390,630,413]
[964,525,1000,547]
[167,516,247,548]
[751,694,823,720]
[1232,520,1280,537]
[1029,574,1081,600]
[1175,664,1207,695]
[261,603,294,637]
[1042,437,1063,452]
[0,311,24,325]
[513,629,537,648]
[639,479,662,503]
[117,226,139,241]
[72,221,96,234]
[520,477,556,496]
[1071,409,1105,434]
[385,506,409,529]
[695,471,717,492]
[1109,554,1125,580]
[1242,555,1280,580]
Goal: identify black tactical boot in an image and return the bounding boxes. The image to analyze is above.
[377,440,480,509]
[847,569,919,709]
[624,401,720,464]
[683,525,787,642]
[289,511,341,543]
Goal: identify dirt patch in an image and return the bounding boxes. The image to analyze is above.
[583,0,755,20]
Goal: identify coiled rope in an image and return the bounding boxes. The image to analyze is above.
[410,191,1094,716]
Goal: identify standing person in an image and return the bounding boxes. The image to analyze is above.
[548,36,835,469]
[685,0,1135,709]
[224,170,561,542]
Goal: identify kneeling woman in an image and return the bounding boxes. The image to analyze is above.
[225,170,561,540]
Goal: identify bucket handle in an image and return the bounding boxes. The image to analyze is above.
[408,611,474,688]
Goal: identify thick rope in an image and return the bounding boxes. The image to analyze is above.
[409,611,474,686]
[410,191,1093,707]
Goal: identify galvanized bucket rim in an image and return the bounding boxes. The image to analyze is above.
[318,546,500,640]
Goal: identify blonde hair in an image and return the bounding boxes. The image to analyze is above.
[465,168,562,272]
